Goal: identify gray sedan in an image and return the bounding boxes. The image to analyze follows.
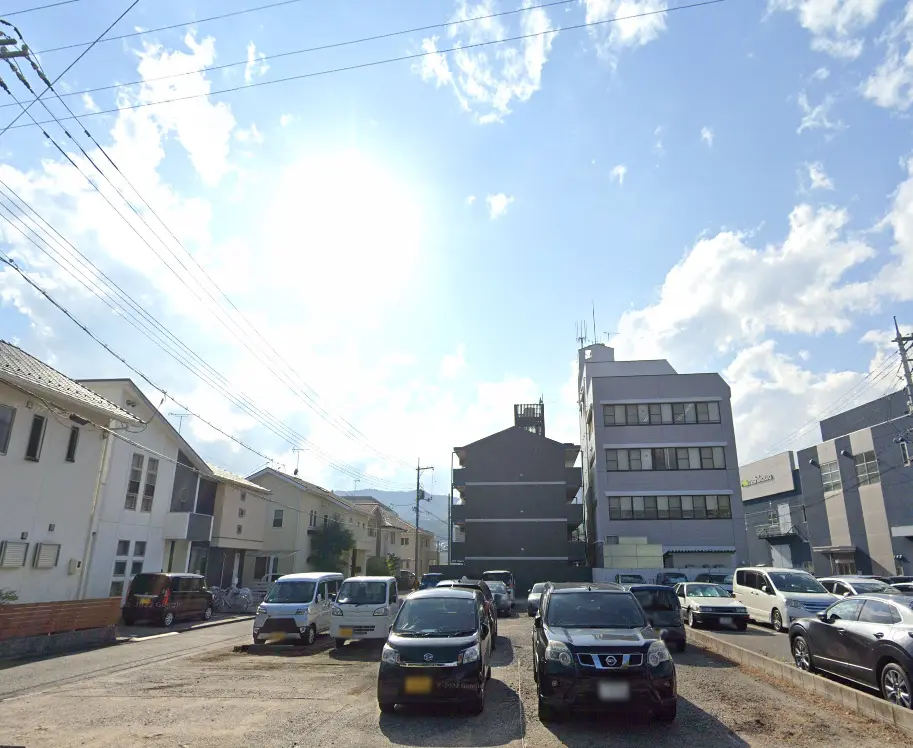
[527,582,547,617]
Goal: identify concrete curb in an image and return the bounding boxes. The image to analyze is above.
[117,615,254,643]
[687,626,913,736]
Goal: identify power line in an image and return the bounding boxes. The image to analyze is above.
[0,0,81,17]
[3,0,728,131]
[9,0,582,107]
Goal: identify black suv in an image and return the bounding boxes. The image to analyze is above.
[532,582,677,722]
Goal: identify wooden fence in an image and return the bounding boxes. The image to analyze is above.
[0,597,121,641]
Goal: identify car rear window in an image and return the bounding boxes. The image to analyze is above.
[530,583,547,593]
[128,574,167,595]
[545,592,646,629]
[482,572,512,586]
[632,588,680,611]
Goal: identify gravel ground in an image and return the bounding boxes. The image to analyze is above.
[0,616,902,748]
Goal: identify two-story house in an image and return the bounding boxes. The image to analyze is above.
[0,343,142,603]
[355,496,439,576]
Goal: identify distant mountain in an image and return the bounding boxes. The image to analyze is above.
[338,489,451,545]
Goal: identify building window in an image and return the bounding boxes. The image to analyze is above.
[130,560,143,576]
[125,453,144,510]
[65,426,80,462]
[238,507,246,518]
[308,510,317,527]
[237,524,243,534]
[854,451,880,486]
[605,446,725,471]
[240,491,247,502]
[608,495,732,521]
[116,539,130,556]
[603,401,720,426]
[273,509,284,528]
[820,461,842,493]
[133,541,146,557]
[0,403,15,455]
[113,560,127,576]
[324,514,329,527]
[33,543,61,568]
[110,581,124,597]
[140,458,158,512]
[24,414,47,461]
[368,527,376,537]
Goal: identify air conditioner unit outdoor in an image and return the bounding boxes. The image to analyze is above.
[68,558,82,575]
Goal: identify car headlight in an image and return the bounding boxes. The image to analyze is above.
[381,645,400,664]
[458,644,480,664]
[373,607,389,616]
[256,606,266,615]
[331,605,343,616]
[647,641,672,667]
[295,608,309,615]
[786,599,805,610]
[545,640,574,667]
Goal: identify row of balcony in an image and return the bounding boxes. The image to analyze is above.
[451,502,583,527]
[452,467,582,499]
[448,540,586,564]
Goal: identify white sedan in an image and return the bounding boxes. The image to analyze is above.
[674,582,750,630]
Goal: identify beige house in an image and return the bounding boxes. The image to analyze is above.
[242,468,375,594]
[354,496,438,576]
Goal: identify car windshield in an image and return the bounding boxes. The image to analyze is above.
[337,580,387,605]
[850,580,889,593]
[632,588,679,611]
[768,573,827,594]
[618,575,644,583]
[545,592,646,629]
[488,582,507,594]
[392,596,477,636]
[264,581,316,604]
[709,574,734,584]
[129,574,167,595]
[530,583,547,594]
[687,584,729,598]
[662,574,688,582]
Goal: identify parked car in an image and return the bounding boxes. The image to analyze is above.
[377,587,493,714]
[481,570,516,608]
[893,582,913,595]
[654,572,689,587]
[487,581,512,617]
[532,581,677,722]
[252,571,343,645]
[527,582,547,617]
[819,576,905,597]
[436,579,498,645]
[887,576,913,585]
[693,572,734,593]
[419,573,444,590]
[615,574,646,584]
[789,593,913,709]
[122,572,213,627]
[733,567,837,632]
[674,582,749,631]
[331,576,401,648]
[627,584,687,653]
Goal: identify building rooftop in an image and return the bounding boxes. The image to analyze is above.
[208,464,271,493]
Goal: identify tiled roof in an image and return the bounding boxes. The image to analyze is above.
[0,341,140,424]
[208,465,271,493]
[247,468,354,510]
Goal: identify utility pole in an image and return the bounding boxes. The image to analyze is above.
[169,412,191,434]
[893,316,913,415]
[292,448,307,476]
[414,459,433,578]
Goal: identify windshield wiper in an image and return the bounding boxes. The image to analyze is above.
[440,630,476,637]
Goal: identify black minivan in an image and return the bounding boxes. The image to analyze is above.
[377,587,493,714]
[122,573,214,627]
[627,584,686,653]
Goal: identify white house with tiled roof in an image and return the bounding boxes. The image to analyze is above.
[0,343,142,603]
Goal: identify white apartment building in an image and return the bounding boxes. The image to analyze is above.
[0,343,141,603]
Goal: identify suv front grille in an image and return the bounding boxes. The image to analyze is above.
[576,652,643,669]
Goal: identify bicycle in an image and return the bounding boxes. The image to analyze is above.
[212,584,253,613]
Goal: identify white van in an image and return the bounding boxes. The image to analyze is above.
[330,576,400,647]
[732,567,838,632]
[252,572,344,645]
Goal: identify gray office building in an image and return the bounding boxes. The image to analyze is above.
[577,344,749,572]
[740,389,913,577]
[448,402,589,593]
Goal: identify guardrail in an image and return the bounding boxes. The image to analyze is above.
[0,597,121,641]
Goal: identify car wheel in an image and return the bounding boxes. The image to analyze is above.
[162,611,175,627]
[469,676,485,715]
[334,638,346,649]
[122,614,135,626]
[687,609,698,628]
[486,664,492,681]
[791,634,814,673]
[654,702,677,722]
[303,625,316,646]
[378,701,396,714]
[881,663,912,709]
[537,696,554,721]
[736,620,748,631]
[528,608,534,617]
[771,609,784,633]
[202,605,213,621]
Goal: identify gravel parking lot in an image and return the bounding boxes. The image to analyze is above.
[692,620,793,663]
[0,615,903,747]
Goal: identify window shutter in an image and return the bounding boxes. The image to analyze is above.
[33,543,61,568]
[0,540,29,567]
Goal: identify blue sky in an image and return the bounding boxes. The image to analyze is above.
[1,0,911,493]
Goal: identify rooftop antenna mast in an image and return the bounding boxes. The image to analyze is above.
[292,448,307,476]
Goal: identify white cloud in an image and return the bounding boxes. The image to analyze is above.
[584,0,670,65]
[414,0,558,123]
[244,41,270,84]
[654,125,665,157]
[279,114,296,127]
[811,66,830,80]
[466,194,477,205]
[81,93,99,113]
[440,343,467,379]
[701,126,714,147]
[807,161,834,189]
[768,0,886,60]
[235,124,264,145]
[797,91,843,133]
[611,164,627,184]
[486,192,514,219]
[862,1,913,111]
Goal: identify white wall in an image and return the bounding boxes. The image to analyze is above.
[212,483,268,551]
[592,567,735,584]
[0,382,104,603]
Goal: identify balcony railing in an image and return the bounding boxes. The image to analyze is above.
[164,512,213,542]
[452,504,465,525]
[450,541,465,562]
[565,466,582,499]
[757,524,802,540]
[568,541,586,562]
[452,468,466,490]
[566,503,584,528]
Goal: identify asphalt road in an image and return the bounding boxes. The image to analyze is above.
[692,620,793,663]
[0,615,901,747]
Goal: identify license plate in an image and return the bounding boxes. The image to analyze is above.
[719,616,733,625]
[598,681,630,702]
[339,628,352,637]
[404,676,433,695]
[139,599,151,607]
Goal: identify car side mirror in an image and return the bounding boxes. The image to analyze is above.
[817,612,829,622]
[329,593,336,601]
[480,623,490,639]
[534,616,543,629]
[761,586,770,595]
